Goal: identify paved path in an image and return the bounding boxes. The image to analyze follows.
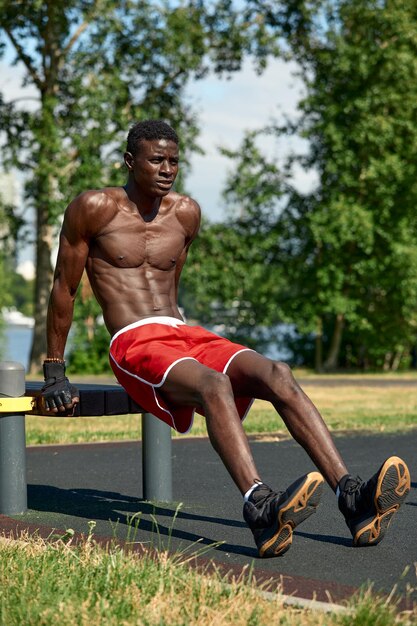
[1,431,416,608]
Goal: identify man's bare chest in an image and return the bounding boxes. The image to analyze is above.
[89,211,186,271]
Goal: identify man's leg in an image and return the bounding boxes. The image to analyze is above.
[160,358,324,557]
[227,351,348,489]
[226,350,411,546]
[160,358,262,494]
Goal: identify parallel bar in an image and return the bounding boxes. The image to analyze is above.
[1,366,174,509]
[142,412,172,502]
[0,362,27,515]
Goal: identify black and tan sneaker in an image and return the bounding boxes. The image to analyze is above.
[243,472,324,558]
[338,456,410,547]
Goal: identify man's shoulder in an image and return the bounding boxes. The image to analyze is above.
[71,186,123,208]
[65,188,125,225]
[169,191,200,214]
[168,192,201,238]
[63,187,124,237]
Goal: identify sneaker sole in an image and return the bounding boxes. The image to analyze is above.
[259,471,324,558]
[354,456,410,547]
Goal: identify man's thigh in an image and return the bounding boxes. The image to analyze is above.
[160,358,216,406]
[226,350,276,398]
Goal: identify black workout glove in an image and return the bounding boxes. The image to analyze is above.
[41,360,79,415]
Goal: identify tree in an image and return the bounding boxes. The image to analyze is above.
[0,205,11,359]
[0,196,25,358]
[214,0,417,370]
[180,132,289,352]
[0,0,279,372]
[67,274,110,373]
[8,272,34,318]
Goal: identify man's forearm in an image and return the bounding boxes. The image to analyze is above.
[41,287,80,415]
[46,290,75,360]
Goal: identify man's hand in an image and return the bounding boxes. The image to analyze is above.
[41,360,79,416]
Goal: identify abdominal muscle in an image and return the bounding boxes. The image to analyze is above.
[86,260,182,336]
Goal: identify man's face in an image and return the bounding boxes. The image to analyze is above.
[124,138,179,196]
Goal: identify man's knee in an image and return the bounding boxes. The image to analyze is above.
[271,360,294,382]
[200,369,233,403]
[268,360,301,399]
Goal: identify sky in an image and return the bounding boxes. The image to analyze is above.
[183,58,309,220]
[0,53,314,279]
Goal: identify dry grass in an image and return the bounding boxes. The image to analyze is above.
[25,412,142,445]
[0,532,338,626]
[25,374,417,445]
[248,384,417,437]
[302,384,417,432]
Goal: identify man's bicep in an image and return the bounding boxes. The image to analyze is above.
[53,233,89,296]
[53,199,92,290]
[175,201,200,284]
[176,196,201,243]
[188,198,201,242]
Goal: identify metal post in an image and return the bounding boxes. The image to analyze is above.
[142,412,172,502]
[0,362,27,514]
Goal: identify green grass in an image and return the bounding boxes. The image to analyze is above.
[0,532,415,625]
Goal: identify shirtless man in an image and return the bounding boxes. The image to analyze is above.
[41,119,410,557]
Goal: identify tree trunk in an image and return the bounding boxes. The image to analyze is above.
[315,316,323,372]
[28,205,54,374]
[391,349,403,371]
[383,352,392,371]
[28,84,59,374]
[323,313,345,371]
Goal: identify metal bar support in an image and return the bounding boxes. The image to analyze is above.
[0,362,27,514]
[142,412,172,502]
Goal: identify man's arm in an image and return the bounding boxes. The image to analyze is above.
[41,195,92,414]
[47,232,89,359]
[174,196,201,300]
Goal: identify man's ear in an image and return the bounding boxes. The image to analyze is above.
[124,151,134,170]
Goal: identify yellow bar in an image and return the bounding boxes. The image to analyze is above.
[0,397,35,413]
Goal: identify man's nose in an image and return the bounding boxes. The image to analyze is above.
[160,159,174,175]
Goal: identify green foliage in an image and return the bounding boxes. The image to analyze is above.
[7,273,34,317]
[0,237,11,312]
[290,0,417,369]
[181,132,290,351]
[0,199,24,307]
[67,322,111,375]
[0,0,282,369]
[0,198,30,358]
[201,0,417,370]
[182,218,287,350]
[0,0,282,216]
[67,289,112,374]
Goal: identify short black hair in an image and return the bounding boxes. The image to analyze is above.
[126,120,179,156]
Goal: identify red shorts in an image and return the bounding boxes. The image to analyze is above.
[109,316,254,433]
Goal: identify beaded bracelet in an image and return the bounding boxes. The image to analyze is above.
[44,358,65,364]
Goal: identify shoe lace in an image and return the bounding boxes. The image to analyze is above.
[341,476,373,515]
[244,485,283,528]
[344,476,362,494]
